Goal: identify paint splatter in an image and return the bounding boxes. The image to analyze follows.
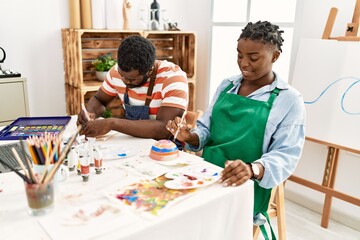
[110,175,196,216]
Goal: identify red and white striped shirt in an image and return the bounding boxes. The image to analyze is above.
[101,60,189,119]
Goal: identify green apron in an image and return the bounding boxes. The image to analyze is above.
[202,83,280,240]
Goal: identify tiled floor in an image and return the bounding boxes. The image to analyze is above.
[258,199,360,240]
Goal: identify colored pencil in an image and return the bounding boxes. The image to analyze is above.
[27,141,39,165]
[43,125,82,184]
[19,138,38,183]
[39,140,54,183]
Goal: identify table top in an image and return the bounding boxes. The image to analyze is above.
[0,117,254,240]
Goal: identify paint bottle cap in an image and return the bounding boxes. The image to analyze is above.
[82,175,89,182]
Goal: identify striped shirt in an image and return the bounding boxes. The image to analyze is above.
[101,60,189,119]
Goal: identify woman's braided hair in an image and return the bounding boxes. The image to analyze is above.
[239,21,284,52]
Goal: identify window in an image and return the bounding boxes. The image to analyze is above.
[209,0,297,100]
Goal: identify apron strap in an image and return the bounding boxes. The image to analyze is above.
[125,75,156,107]
[267,88,280,105]
[145,76,156,106]
[224,82,234,92]
[125,87,130,104]
[259,211,277,240]
[223,83,280,105]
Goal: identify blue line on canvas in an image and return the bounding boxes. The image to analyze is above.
[303,76,360,115]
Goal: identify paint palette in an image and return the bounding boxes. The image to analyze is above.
[98,145,138,160]
[164,165,222,190]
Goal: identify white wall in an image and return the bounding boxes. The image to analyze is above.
[0,0,69,117]
[0,0,359,230]
[0,0,211,117]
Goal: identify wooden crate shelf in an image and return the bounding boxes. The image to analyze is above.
[65,85,125,118]
[62,29,197,116]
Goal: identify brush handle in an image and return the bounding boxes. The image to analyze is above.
[0,157,32,183]
[173,111,187,140]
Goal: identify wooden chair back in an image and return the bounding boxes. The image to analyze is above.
[183,110,203,155]
[185,110,203,129]
[253,181,286,240]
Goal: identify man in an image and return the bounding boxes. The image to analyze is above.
[78,35,188,140]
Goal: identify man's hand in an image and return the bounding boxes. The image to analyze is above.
[77,110,96,127]
[79,118,112,137]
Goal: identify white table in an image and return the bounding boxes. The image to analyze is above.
[0,117,253,240]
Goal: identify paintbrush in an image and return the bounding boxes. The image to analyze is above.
[81,103,91,122]
[173,111,187,140]
[0,157,32,183]
[11,147,30,180]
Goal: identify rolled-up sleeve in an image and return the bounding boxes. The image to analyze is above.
[257,91,306,189]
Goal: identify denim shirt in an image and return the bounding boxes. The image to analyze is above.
[187,73,306,189]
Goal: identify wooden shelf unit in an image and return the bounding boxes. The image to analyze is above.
[61,29,196,117]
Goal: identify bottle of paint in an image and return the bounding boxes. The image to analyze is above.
[94,147,103,174]
[87,138,96,167]
[80,153,90,182]
[77,147,86,175]
[67,146,77,171]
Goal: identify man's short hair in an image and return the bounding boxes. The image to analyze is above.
[117,35,156,75]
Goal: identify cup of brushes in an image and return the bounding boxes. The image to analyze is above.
[0,126,81,216]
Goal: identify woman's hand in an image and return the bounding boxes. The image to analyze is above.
[220,160,253,187]
[166,116,192,142]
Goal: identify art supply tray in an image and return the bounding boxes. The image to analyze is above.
[0,116,71,140]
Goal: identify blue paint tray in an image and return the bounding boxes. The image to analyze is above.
[0,116,71,140]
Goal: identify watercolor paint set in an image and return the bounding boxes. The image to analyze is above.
[0,116,71,140]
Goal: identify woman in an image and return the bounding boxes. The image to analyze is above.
[167,20,306,239]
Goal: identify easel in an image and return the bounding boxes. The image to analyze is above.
[322,0,360,41]
[289,137,360,229]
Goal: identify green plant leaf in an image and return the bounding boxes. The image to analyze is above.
[92,54,117,71]
[102,108,112,118]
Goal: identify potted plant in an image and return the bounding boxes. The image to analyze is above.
[92,54,117,81]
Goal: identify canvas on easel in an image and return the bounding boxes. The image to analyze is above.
[291,39,360,150]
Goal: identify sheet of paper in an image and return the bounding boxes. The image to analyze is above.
[39,200,139,240]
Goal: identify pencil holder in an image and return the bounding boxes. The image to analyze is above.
[24,181,54,216]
